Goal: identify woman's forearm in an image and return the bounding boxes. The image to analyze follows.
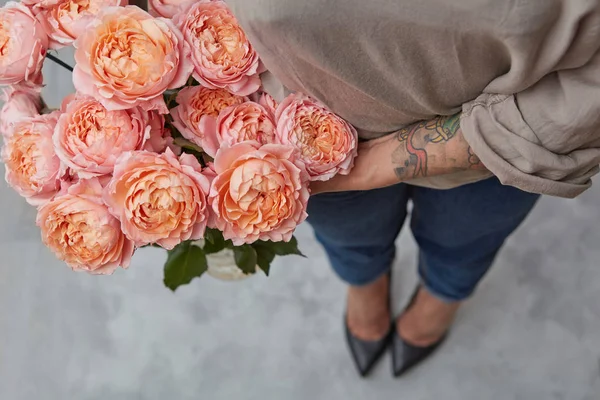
[363,113,486,189]
[311,114,487,194]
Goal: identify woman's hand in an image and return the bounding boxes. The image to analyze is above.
[310,114,488,195]
[310,137,392,194]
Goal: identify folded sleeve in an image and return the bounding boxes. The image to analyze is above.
[461,50,600,198]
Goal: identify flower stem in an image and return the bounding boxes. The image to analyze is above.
[47,54,73,72]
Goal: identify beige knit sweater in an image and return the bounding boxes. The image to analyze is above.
[229,0,600,197]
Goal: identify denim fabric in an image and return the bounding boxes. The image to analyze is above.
[306,177,540,302]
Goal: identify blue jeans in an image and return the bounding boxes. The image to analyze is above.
[307,177,540,302]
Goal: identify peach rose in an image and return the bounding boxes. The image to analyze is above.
[73,6,193,113]
[258,92,277,119]
[149,0,193,18]
[171,85,244,155]
[209,141,309,245]
[208,101,276,157]
[21,0,62,13]
[103,149,211,249]
[174,0,261,96]
[0,3,48,85]
[36,177,134,274]
[142,110,180,154]
[275,94,358,181]
[53,95,150,178]
[0,84,43,136]
[37,0,127,49]
[203,161,217,182]
[2,112,62,206]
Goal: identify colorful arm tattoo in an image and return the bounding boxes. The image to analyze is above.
[392,113,482,180]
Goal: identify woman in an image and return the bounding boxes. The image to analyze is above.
[228,0,600,376]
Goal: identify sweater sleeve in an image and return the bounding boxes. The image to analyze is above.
[461,48,600,198]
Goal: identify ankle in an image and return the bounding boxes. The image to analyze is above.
[397,320,448,346]
[346,273,391,341]
[347,311,390,341]
[396,288,460,346]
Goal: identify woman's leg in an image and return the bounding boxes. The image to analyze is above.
[399,177,540,345]
[307,184,409,339]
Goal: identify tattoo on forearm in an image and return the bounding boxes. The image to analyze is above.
[393,113,461,179]
[400,122,428,178]
[425,113,461,143]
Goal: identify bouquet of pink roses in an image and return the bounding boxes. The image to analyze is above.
[0,0,357,289]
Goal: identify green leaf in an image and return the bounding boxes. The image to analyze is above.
[171,136,206,166]
[252,243,276,276]
[201,152,214,165]
[232,244,257,274]
[257,236,305,257]
[163,90,179,108]
[203,240,225,254]
[186,76,200,86]
[250,236,304,276]
[203,228,226,254]
[164,118,181,138]
[204,228,222,245]
[173,137,204,153]
[163,241,208,291]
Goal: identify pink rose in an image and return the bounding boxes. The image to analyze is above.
[0,84,43,136]
[209,141,309,245]
[0,2,48,85]
[204,161,217,181]
[53,95,149,178]
[36,177,134,274]
[2,112,62,206]
[258,92,277,119]
[21,0,62,12]
[37,0,127,49]
[174,0,261,96]
[73,6,193,113]
[203,161,218,228]
[207,101,276,157]
[142,110,180,154]
[171,85,244,154]
[275,94,358,181]
[103,149,211,249]
[56,168,81,194]
[149,0,193,18]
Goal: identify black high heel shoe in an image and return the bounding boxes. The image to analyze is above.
[344,270,393,377]
[392,287,449,377]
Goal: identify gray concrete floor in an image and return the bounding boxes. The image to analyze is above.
[1,41,600,400]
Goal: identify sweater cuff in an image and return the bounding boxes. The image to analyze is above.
[461,94,597,198]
